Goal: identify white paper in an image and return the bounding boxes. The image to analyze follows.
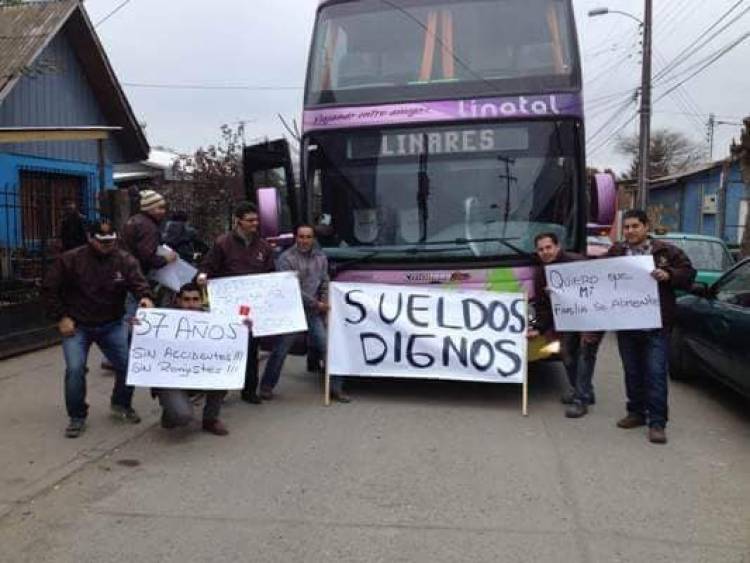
[546,256,663,331]
[150,257,198,292]
[328,282,527,384]
[207,271,308,337]
[126,308,248,390]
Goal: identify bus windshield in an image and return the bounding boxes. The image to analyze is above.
[305,120,581,262]
[306,0,579,107]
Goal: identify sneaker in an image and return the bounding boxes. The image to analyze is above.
[65,418,86,438]
[202,419,229,436]
[616,413,646,429]
[111,405,142,424]
[648,426,668,444]
[259,388,274,401]
[331,391,351,403]
[240,391,262,404]
[565,402,588,418]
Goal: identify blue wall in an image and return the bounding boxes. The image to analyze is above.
[0,152,113,247]
[0,30,127,164]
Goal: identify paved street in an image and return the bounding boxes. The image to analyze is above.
[0,336,748,563]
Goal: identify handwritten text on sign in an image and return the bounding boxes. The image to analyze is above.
[546,256,662,331]
[126,309,248,390]
[207,272,307,337]
[328,283,527,384]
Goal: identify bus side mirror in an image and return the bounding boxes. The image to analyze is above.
[257,186,295,249]
[587,173,616,234]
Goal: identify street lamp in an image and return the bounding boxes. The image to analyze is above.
[589,2,653,210]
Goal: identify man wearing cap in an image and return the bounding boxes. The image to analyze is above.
[123,189,177,277]
[42,220,155,438]
[198,201,275,404]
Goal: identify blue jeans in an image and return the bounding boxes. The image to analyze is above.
[261,310,343,394]
[61,320,133,420]
[616,329,670,428]
[561,333,601,405]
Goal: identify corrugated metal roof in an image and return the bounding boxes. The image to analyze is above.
[0,0,77,99]
[0,0,148,161]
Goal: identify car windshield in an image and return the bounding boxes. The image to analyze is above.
[305,120,581,262]
[661,238,733,271]
[306,0,578,106]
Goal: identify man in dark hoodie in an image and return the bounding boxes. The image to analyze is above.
[606,209,695,445]
[529,232,603,418]
[42,220,154,438]
[198,201,275,404]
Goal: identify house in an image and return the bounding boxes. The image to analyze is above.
[618,158,748,246]
[0,0,148,357]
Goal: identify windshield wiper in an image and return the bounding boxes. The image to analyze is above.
[404,237,534,259]
[330,249,385,274]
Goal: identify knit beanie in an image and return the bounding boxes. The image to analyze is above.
[140,190,166,212]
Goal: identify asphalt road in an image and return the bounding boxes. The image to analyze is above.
[0,335,748,562]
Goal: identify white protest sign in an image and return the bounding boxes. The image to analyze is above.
[546,256,662,331]
[126,308,248,390]
[207,271,307,337]
[150,251,198,292]
[328,283,527,384]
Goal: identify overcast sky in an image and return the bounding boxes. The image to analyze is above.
[84,0,750,174]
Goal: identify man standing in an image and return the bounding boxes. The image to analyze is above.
[60,198,87,252]
[259,224,349,402]
[153,283,229,436]
[529,232,602,418]
[123,189,177,278]
[198,202,275,404]
[41,220,154,438]
[607,209,695,444]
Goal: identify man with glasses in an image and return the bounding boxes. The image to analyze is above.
[198,202,275,404]
[42,220,154,438]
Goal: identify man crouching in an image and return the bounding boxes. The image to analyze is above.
[155,283,229,436]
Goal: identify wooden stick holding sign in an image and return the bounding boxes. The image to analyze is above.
[522,292,529,417]
[324,306,331,406]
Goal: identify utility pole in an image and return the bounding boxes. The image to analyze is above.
[637,0,653,210]
[707,113,716,161]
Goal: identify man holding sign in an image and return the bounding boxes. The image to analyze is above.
[607,210,695,444]
[198,202,275,404]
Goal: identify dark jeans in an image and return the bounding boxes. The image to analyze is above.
[561,333,602,406]
[157,389,226,425]
[61,320,133,420]
[616,329,670,428]
[243,336,259,396]
[260,311,343,394]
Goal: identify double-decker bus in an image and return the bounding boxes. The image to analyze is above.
[251,0,616,361]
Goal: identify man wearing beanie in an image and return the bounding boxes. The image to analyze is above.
[123,190,177,277]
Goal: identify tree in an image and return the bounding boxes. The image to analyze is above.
[616,128,707,180]
[734,117,750,257]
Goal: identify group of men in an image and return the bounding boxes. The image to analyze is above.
[44,191,694,446]
[531,209,696,445]
[42,191,346,439]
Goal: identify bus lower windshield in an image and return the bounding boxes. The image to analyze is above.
[306,0,578,106]
[305,120,582,262]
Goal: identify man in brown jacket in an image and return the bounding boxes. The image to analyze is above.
[607,209,696,445]
[42,220,154,438]
[198,201,275,403]
[122,190,177,276]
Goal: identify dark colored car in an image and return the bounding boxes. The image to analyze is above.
[669,258,750,398]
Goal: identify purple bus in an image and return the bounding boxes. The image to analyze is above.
[253,0,616,361]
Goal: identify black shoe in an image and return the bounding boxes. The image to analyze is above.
[241,392,262,404]
[331,391,351,403]
[565,402,588,418]
[161,411,177,429]
[111,405,141,424]
[259,388,274,401]
[65,418,86,438]
[560,391,576,405]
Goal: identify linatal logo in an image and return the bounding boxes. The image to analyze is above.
[404,272,450,284]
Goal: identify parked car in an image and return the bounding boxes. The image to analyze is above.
[669,258,750,398]
[653,233,734,286]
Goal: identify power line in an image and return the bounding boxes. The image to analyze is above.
[95,0,134,28]
[121,82,303,91]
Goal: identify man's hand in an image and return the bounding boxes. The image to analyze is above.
[317,301,330,315]
[165,250,178,264]
[139,297,155,308]
[652,268,671,283]
[242,318,254,330]
[58,316,76,337]
[527,328,540,339]
[196,273,208,287]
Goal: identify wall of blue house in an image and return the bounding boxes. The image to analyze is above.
[0,152,113,247]
[0,30,127,164]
